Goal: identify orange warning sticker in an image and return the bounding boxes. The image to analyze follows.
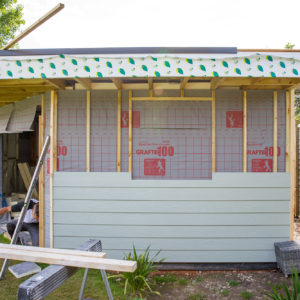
[251,159,273,172]
[121,111,140,128]
[226,111,243,128]
[144,159,166,176]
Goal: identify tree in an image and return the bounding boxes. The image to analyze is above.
[285,42,295,50]
[0,0,24,48]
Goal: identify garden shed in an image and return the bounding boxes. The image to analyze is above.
[0,47,299,266]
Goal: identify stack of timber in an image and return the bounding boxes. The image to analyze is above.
[0,244,137,272]
[17,163,38,199]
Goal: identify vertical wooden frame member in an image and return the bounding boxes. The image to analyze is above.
[243,91,247,172]
[211,90,216,172]
[128,90,133,173]
[286,90,291,172]
[117,90,122,172]
[273,91,278,172]
[86,90,91,172]
[49,90,58,248]
[290,88,296,240]
[38,94,45,247]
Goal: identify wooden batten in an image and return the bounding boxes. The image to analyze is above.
[128,90,132,173]
[212,90,216,172]
[117,90,122,172]
[38,94,45,247]
[86,90,91,172]
[132,96,212,101]
[50,90,58,248]
[290,89,296,240]
[273,91,278,172]
[243,91,247,172]
[286,90,291,172]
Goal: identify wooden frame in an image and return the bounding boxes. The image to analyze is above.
[131,96,212,101]
[243,91,247,172]
[290,88,296,240]
[128,90,132,173]
[50,90,58,248]
[117,89,122,172]
[38,94,45,246]
[286,90,291,172]
[86,90,91,172]
[273,91,278,172]
[212,91,216,172]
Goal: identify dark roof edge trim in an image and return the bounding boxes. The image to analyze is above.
[0,47,237,56]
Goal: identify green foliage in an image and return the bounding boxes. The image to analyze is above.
[285,43,295,50]
[187,292,206,300]
[265,266,300,300]
[228,280,239,287]
[295,89,300,121]
[0,0,25,47]
[220,289,229,297]
[178,278,187,286]
[108,245,165,298]
[0,234,10,244]
[152,273,177,284]
[196,276,204,282]
[240,291,253,299]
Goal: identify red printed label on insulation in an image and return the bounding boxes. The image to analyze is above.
[144,159,166,176]
[252,159,273,172]
[226,111,243,128]
[121,111,140,128]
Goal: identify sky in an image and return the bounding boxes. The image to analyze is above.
[16,0,300,49]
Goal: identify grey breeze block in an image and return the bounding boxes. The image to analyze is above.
[274,241,300,276]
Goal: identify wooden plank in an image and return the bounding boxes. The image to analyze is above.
[39,94,45,247]
[22,163,38,198]
[132,97,212,101]
[210,78,224,90]
[86,90,91,172]
[286,90,291,172]
[117,89,122,172]
[274,91,278,172]
[128,90,132,173]
[50,90,58,248]
[54,186,289,201]
[54,212,289,226]
[0,243,107,259]
[148,78,153,90]
[17,163,30,190]
[46,79,66,90]
[55,224,290,239]
[180,77,189,90]
[290,88,297,240]
[243,91,247,172]
[0,245,136,272]
[111,78,122,90]
[75,78,91,90]
[1,3,64,50]
[53,172,290,188]
[212,90,216,172]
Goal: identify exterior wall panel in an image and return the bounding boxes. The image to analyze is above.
[53,172,290,262]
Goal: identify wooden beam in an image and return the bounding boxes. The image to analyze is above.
[0,244,136,273]
[76,78,92,90]
[38,94,45,247]
[46,79,66,90]
[212,90,216,172]
[86,90,91,172]
[241,85,287,90]
[50,90,58,248]
[128,90,132,173]
[286,90,291,172]
[111,78,123,90]
[148,78,153,90]
[2,4,64,50]
[290,89,296,240]
[273,91,278,172]
[180,77,189,90]
[210,78,224,90]
[132,97,212,101]
[243,91,247,172]
[117,90,122,172]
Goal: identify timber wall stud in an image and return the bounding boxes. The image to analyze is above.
[274,91,278,172]
[128,90,132,173]
[212,90,216,172]
[117,90,122,172]
[243,91,247,172]
[86,90,91,172]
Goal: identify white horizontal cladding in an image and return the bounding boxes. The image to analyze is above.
[53,172,290,188]
[1,52,300,79]
[53,172,290,263]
